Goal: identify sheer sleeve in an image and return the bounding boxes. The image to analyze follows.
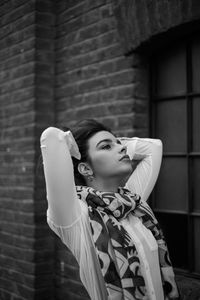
[122,137,163,202]
[40,127,81,226]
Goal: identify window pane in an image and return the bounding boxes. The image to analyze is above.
[192,38,200,92]
[155,157,187,211]
[155,212,188,269]
[192,98,200,152]
[156,100,187,152]
[194,217,200,272]
[155,44,186,97]
[192,158,200,213]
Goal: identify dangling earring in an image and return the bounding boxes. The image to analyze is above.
[87,174,94,182]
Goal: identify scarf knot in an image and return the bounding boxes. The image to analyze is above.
[84,186,141,221]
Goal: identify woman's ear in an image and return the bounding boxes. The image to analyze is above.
[78,162,93,177]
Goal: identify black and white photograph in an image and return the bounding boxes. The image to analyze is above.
[0,1,200,299]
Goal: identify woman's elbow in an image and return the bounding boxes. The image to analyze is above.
[153,139,163,154]
[40,127,63,143]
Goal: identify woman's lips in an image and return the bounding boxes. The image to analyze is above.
[119,155,130,161]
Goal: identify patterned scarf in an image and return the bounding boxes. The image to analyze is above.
[76,186,179,300]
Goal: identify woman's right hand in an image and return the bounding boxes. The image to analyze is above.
[63,131,81,160]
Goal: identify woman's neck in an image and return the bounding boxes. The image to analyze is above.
[87,176,124,193]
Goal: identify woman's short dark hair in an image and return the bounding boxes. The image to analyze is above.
[64,119,112,185]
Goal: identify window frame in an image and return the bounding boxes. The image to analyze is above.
[149,34,200,278]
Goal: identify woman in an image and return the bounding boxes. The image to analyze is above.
[40,119,180,300]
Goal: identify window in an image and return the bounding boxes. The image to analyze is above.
[150,34,200,275]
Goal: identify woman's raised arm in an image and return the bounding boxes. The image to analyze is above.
[122,137,163,202]
[40,127,81,227]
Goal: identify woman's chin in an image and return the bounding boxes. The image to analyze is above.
[117,165,133,181]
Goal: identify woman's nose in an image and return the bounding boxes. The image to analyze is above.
[119,144,127,154]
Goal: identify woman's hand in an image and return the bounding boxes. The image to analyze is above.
[63,131,81,160]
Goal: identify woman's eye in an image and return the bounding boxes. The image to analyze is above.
[102,144,111,150]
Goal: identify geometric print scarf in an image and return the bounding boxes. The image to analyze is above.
[76,186,180,300]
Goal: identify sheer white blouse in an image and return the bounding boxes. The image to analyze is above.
[40,127,164,300]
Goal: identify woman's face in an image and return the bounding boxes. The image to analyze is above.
[87,131,133,182]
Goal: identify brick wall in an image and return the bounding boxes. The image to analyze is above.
[34,0,56,299]
[0,1,36,299]
[2,1,200,299]
[0,0,55,299]
[55,0,148,138]
[114,0,200,53]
